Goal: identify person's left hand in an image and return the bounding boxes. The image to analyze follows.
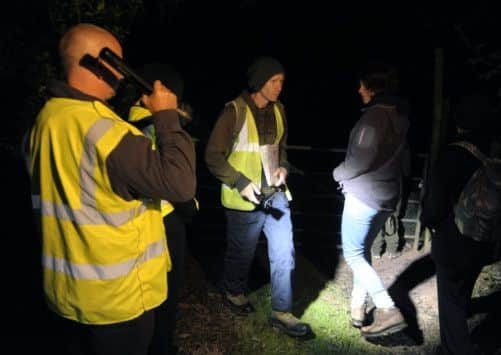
[272,167,288,187]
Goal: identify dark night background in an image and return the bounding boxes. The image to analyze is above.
[3,2,500,156]
[1,1,500,348]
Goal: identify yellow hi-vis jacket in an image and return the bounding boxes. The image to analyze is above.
[28,98,169,325]
[221,97,292,211]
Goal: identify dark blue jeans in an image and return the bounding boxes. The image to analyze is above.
[223,192,295,312]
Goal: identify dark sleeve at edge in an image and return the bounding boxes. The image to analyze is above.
[107,109,196,203]
[205,105,246,187]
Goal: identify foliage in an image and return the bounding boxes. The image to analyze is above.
[47,0,144,41]
[5,1,146,151]
[452,22,501,93]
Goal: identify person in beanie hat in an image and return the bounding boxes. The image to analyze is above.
[142,62,184,99]
[205,57,312,338]
[247,56,285,93]
[140,62,193,127]
[128,62,199,355]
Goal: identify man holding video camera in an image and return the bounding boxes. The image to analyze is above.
[205,56,311,338]
[26,23,195,355]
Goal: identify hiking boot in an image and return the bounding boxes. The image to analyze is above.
[361,307,407,338]
[269,311,312,337]
[223,292,255,316]
[351,305,366,328]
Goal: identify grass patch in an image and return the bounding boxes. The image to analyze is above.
[227,255,400,355]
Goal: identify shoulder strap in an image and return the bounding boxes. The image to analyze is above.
[228,97,283,141]
[275,101,285,119]
[450,141,487,164]
[227,96,247,141]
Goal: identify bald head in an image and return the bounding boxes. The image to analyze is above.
[59,23,122,76]
[59,23,123,100]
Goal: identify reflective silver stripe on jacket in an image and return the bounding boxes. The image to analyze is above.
[232,120,260,152]
[42,239,166,280]
[32,118,146,226]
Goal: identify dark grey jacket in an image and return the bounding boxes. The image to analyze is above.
[333,95,409,211]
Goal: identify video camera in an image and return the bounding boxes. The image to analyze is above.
[79,47,190,119]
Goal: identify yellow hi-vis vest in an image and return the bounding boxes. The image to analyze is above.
[28,98,170,325]
[221,97,292,211]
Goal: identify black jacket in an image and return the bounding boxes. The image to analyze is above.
[333,94,410,211]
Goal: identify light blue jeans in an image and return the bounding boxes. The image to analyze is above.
[341,193,394,309]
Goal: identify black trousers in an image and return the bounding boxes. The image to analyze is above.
[50,308,155,355]
[432,221,493,355]
[148,211,187,355]
[435,263,484,355]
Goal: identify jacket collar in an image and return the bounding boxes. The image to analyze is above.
[47,80,112,109]
[362,93,396,110]
[361,93,409,115]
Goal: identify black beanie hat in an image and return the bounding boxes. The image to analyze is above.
[141,62,184,100]
[246,56,285,93]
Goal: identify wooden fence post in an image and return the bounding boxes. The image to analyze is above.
[430,47,445,166]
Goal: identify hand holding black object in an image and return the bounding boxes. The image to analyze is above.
[256,185,285,209]
[98,47,191,120]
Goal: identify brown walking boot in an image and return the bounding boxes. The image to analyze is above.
[361,307,407,338]
[269,311,312,337]
[223,292,255,316]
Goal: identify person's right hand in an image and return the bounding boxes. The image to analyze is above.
[240,182,261,204]
[141,80,177,113]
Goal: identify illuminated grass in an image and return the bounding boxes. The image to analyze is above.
[228,256,412,354]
